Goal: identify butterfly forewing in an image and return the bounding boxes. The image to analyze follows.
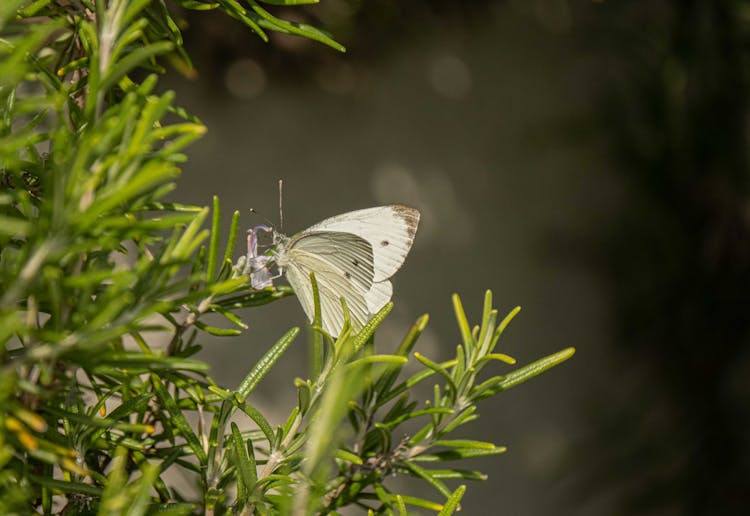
[304,205,420,282]
[289,231,375,291]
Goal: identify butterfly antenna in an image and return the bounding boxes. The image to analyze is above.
[278,178,284,232]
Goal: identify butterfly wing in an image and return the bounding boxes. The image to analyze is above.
[283,231,375,337]
[304,205,420,282]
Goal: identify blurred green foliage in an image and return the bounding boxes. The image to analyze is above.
[0,1,573,513]
[569,1,750,514]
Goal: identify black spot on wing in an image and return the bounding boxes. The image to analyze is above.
[344,271,352,279]
[381,240,389,247]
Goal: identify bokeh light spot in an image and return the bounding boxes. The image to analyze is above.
[428,55,472,99]
[225,58,266,99]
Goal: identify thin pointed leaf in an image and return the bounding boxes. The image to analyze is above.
[231,422,257,499]
[437,485,466,516]
[236,327,299,401]
[194,320,242,336]
[346,354,407,370]
[222,210,241,265]
[168,207,209,261]
[100,41,174,93]
[478,353,516,365]
[373,314,429,401]
[215,307,248,329]
[214,286,294,308]
[429,469,487,481]
[215,0,267,40]
[151,374,207,463]
[99,448,128,513]
[451,294,473,347]
[28,476,103,496]
[295,378,312,416]
[431,439,497,450]
[127,462,161,516]
[352,302,393,354]
[258,0,318,5]
[281,405,300,440]
[207,195,220,280]
[333,448,362,465]
[490,347,576,393]
[373,483,395,509]
[247,0,345,52]
[397,495,442,511]
[441,406,478,434]
[206,386,275,444]
[413,446,507,462]
[413,352,456,393]
[475,290,494,353]
[384,407,453,430]
[395,494,407,515]
[90,352,209,372]
[400,461,452,498]
[490,306,521,352]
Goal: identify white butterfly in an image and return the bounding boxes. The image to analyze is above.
[246,205,420,337]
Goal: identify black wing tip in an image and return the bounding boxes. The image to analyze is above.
[390,205,420,238]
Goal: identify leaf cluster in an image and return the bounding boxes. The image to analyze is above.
[275,287,575,514]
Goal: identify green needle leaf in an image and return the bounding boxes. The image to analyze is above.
[207,195,221,280]
[490,347,576,393]
[100,41,175,93]
[452,294,473,348]
[236,327,300,401]
[151,374,207,464]
[400,461,452,499]
[223,209,241,266]
[490,305,521,352]
[413,352,456,392]
[437,485,466,516]
[231,422,257,499]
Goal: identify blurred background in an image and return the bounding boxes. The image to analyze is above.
[164,1,750,513]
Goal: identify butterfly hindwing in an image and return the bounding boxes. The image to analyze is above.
[284,231,375,336]
[365,280,393,314]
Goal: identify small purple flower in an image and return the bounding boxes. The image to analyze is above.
[244,225,275,289]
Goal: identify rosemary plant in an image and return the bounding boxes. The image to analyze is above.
[0,1,574,513]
